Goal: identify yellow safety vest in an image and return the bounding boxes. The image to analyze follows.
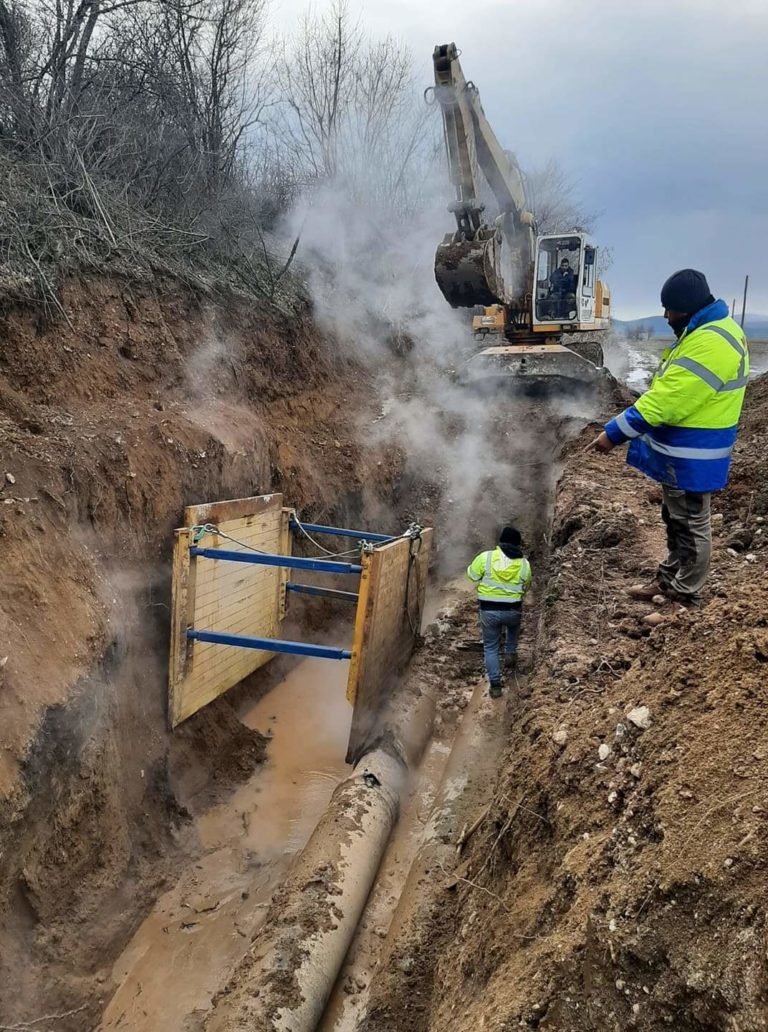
[466,548,532,603]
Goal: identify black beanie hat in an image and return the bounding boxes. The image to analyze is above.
[499,526,522,547]
[660,269,712,314]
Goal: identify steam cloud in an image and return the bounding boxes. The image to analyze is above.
[282,179,599,574]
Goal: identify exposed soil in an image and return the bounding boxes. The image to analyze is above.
[5,266,767,1032]
[0,273,408,1029]
[360,379,768,1032]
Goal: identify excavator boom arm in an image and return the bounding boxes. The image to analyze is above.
[433,43,532,238]
[432,43,534,310]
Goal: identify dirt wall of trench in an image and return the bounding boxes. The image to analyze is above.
[361,378,768,1032]
[0,274,409,1029]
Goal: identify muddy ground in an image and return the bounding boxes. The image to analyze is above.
[0,265,568,1030]
[361,379,768,1032]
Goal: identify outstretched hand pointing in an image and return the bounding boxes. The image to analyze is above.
[586,431,616,454]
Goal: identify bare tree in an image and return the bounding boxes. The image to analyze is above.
[524,157,596,235]
[0,0,159,141]
[0,0,33,136]
[0,0,283,308]
[152,0,273,192]
[340,35,439,216]
[0,0,439,308]
[0,0,274,206]
[276,0,359,180]
[275,3,438,218]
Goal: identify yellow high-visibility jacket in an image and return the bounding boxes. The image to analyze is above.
[466,548,532,603]
[605,300,748,491]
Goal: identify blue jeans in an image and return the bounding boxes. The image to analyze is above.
[479,607,522,685]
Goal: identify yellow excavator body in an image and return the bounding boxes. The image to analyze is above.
[472,305,507,337]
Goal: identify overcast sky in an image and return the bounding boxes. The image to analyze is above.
[270,0,768,319]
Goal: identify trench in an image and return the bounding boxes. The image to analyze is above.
[99,658,353,1031]
[96,577,473,1032]
[94,386,599,1032]
[3,327,755,1029]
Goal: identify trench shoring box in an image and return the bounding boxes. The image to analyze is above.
[169,494,431,763]
[168,494,289,727]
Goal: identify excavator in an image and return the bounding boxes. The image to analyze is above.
[432,42,610,392]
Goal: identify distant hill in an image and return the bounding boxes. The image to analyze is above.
[614,314,768,339]
[613,316,674,339]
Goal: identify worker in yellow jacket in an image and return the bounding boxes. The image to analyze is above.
[466,526,532,697]
[591,269,748,605]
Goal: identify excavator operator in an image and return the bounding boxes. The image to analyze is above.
[549,258,577,318]
[550,257,576,296]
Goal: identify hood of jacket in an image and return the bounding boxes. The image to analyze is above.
[498,542,524,560]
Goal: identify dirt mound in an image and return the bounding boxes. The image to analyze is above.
[717,372,768,527]
[0,273,407,1028]
[363,379,768,1032]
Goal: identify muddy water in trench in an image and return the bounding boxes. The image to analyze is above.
[99,659,351,1032]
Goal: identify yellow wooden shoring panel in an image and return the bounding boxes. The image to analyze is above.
[168,494,287,727]
[345,530,432,764]
[170,492,431,755]
[346,548,374,706]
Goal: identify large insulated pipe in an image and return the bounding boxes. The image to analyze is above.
[367,676,508,981]
[205,748,407,1032]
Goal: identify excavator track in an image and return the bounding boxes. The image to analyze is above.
[461,344,609,398]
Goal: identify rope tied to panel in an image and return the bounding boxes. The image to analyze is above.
[403,526,424,636]
[181,514,426,661]
[186,512,407,561]
[169,492,432,748]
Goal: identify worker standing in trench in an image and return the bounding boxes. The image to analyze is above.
[466,526,532,697]
[590,269,749,608]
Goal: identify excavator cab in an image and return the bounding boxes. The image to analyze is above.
[533,234,603,329]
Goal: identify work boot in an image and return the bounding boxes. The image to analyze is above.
[664,586,703,608]
[642,611,673,627]
[642,600,688,626]
[627,581,664,602]
[489,681,503,699]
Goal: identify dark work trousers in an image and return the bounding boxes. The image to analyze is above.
[478,606,522,686]
[658,485,712,600]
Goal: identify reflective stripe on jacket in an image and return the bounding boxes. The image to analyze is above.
[466,548,532,603]
[604,300,748,491]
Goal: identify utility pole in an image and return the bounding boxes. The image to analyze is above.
[740,274,749,329]
[732,296,737,315]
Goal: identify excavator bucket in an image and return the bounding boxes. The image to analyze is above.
[434,235,501,308]
[459,344,609,399]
